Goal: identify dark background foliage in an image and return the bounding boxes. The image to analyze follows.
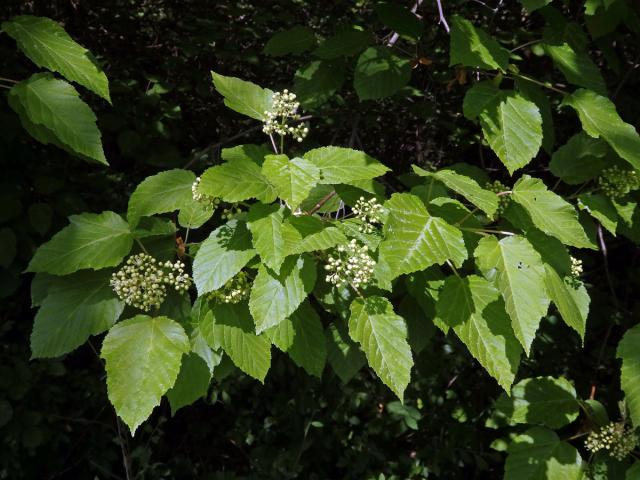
[1,0,639,478]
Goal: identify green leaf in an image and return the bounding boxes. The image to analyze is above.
[199,157,276,203]
[377,193,467,280]
[325,321,367,384]
[166,353,211,415]
[2,15,110,101]
[313,29,372,59]
[293,59,347,110]
[221,144,270,165]
[349,296,413,400]
[262,154,319,210]
[101,315,190,434]
[211,71,273,121]
[627,462,640,480]
[193,220,256,295]
[519,0,552,12]
[504,427,584,480]
[413,165,499,216]
[375,3,423,40]
[436,275,522,391]
[449,16,509,71]
[178,201,214,229]
[544,43,607,95]
[282,215,347,254]
[267,301,327,377]
[515,78,555,153]
[474,235,550,354]
[462,81,504,120]
[249,255,317,333]
[579,193,618,235]
[200,302,271,382]
[247,204,286,273]
[549,132,609,185]
[303,146,390,185]
[494,376,579,428]
[27,211,133,275]
[479,93,543,174]
[354,46,411,101]
[31,270,123,358]
[512,175,595,249]
[127,169,195,228]
[544,265,589,340]
[562,89,640,171]
[9,73,106,164]
[0,228,16,268]
[264,26,316,56]
[617,324,640,427]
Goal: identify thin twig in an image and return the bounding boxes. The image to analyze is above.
[307,191,337,215]
[0,76,18,83]
[435,0,450,33]
[116,418,133,480]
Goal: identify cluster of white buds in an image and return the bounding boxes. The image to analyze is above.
[565,256,583,288]
[262,90,309,142]
[486,180,511,217]
[207,271,250,304]
[599,166,640,199]
[191,177,219,209]
[325,239,376,289]
[110,253,192,311]
[585,422,637,461]
[353,196,384,234]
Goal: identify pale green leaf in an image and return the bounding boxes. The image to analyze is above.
[249,255,316,333]
[2,15,110,101]
[303,146,390,185]
[31,270,123,358]
[543,264,589,340]
[512,175,595,249]
[563,89,640,171]
[101,315,190,434]
[262,154,319,210]
[505,427,584,480]
[166,353,211,415]
[178,201,214,229]
[127,169,196,228]
[449,16,509,71]
[544,43,607,95]
[211,71,273,121]
[199,157,276,203]
[354,46,411,101]
[221,144,270,165]
[264,26,316,56]
[436,275,522,391]
[377,193,467,280]
[349,296,413,400]
[474,235,550,354]
[325,321,367,384]
[313,30,372,59]
[192,220,256,295]
[617,324,640,427]
[27,211,133,275]
[578,193,618,235]
[549,132,609,185]
[247,204,286,273]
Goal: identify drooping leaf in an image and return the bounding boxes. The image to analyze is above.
[9,73,106,164]
[249,255,316,333]
[436,275,522,391]
[101,315,190,434]
[127,169,195,228]
[313,30,372,59]
[264,26,316,56]
[542,264,589,340]
[199,157,276,203]
[449,15,510,71]
[192,220,256,295]
[166,353,211,415]
[31,270,123,358]
[544,43,607,95]
[2,15,110,101]
[474,235,550,354]
[504,427,584,480]
[349,296,413,400]
[247,204,287,273]
[617,324,640,427]
[27,211,133,275]
[354,46,411,101]
[511,175,595,249]
[325,321,367,384]
[262,154,319,210]
[303,146,390,185]
[211,71,273,121]
[377,193,467,280]
[549,132,609,185]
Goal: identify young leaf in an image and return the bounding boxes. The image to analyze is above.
[549,132,609,185]
[562,88,640,171]
[511,175,595,249]
[199,157,276,203]
[127,169,196,228]
[192,220,256,295]
[349,296,413,401]
[101,315,190,434]
[303,146,390,185]
[377,193,467,280]
[354,46,411,101]
[263,26,315,56]
[165,353,211,416]
[2,15,110,101]
[249,255,317,333]
[31,270,124,358]
[262,154,319,210]
[247,204,287,273]
[617,324,640,427]
[543,43,607,95]
[449,16,509,71]
[9,73,107,164]
[27,211,133,275]
[211,71,273,121]
[543,264,589,340]
[474,235,550,354]
[325,321,367,384]
[436,275,522,391]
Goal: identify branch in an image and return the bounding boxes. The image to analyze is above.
[435,0,450,33]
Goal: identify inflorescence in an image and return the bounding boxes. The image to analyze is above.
[585,422,637,461]
[486,180,511,217]
[599,166,640,199]
[566,256,583,288]
[262,90,309,142]
[353,196,384,234]
[325,239,376,290]
[207,271,251,304]
[111,253,192,311]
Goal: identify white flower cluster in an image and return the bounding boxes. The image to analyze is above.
[585,422,637,461]
[110,253,192,311]
[325,239,376,289]
[191,177,219,209]
[353,196,384,234]
[207,271,250,304]
[262,90,309,142]
[566,256,583,288]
